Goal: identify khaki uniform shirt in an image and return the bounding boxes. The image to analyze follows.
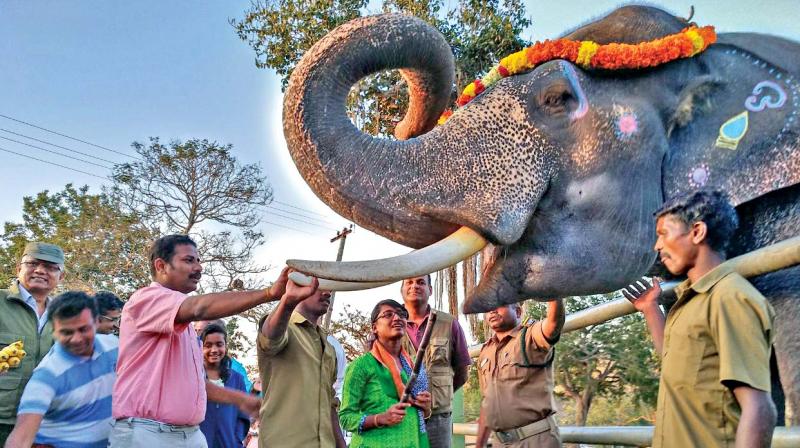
[652,264,774,448]
[478,321,560,448]
[257,311,338,448]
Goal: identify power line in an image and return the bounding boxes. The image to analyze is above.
[0,145,109,180]
[0,113,139,160]
[261,219,316,236]
[260,206,339,232]
[272,199,333,219]
[265,203,338,226]
[0,129,119,165]
[0,135,113,170]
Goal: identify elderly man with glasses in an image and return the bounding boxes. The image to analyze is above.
[0,242,65,445]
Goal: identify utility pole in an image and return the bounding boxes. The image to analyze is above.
[323,224,353,330]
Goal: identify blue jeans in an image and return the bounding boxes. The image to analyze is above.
[426,412,452,448]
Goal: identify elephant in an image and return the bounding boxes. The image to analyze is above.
[282,5,800,423]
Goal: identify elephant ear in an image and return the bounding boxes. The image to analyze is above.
[663,41,800,207]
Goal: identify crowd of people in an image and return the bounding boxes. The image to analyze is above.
[0,190,779,448]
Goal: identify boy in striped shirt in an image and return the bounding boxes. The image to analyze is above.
[5,291,118,448]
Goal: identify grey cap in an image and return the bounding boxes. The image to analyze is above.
[22,242,65,265]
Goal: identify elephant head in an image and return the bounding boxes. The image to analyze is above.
[283,5,800,313]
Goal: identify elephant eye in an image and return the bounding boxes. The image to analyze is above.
[540,88,573,115]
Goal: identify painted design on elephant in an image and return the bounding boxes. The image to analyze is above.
[724,49,799,142]
[615,112,639,140]
[745,80,787,112]
[560,62,589,120]
[715,111,749,150]
[688,163,710,188]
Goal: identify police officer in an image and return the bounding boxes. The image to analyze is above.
[476,299,565,448]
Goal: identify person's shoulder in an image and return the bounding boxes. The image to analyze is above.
[127,283,185,308]
[712,272,768,305]
[95,334,120,352]
[350,352,378,369]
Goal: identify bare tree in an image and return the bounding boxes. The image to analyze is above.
[110,137,274,290]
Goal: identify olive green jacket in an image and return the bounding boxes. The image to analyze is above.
[0,283,54,425]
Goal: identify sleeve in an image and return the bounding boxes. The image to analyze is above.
[256,314,290,357]
[711,290,773,392]
[338,358,369,432]
[526,321,553,352]
[450,319,473,367]
[17,369,56,416]
[128,288,189,334]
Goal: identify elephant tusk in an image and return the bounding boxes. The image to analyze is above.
[287,226,488,283]
[288,272,392,291]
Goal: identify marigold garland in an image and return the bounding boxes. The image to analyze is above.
[439,25,716,122]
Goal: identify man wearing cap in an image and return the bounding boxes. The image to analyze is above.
[0,242,65,445]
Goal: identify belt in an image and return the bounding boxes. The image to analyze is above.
[494,415,555,444]
[117,417,199,433]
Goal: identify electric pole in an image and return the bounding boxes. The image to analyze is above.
[323,224,353,330]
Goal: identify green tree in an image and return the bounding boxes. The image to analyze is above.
[232,0,531,136]
[0,184,156,296]
[111,137,274,292]
[527,295,660,426]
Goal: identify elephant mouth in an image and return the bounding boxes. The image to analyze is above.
[287,225,490,289]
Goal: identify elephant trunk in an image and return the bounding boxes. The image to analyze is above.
[283,14,459,248]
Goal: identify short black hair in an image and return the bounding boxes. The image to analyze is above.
[655,190,739,255]
[148,234,197,277]
[94,291,123,315]
[370,299,408,323]
[49,291,98,322]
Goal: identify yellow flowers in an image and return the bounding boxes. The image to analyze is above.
[0,341,25,374]
[576,41,600,67]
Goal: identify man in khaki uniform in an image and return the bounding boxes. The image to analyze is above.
[0,242,64,446]
[475,299,565,448]
[258,281,346,448]
[625,190,776,448]
[401,275,472,448]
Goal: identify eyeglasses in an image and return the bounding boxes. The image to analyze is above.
[21,260,62,273]
[99,315,121,324]
[376,310,408,321]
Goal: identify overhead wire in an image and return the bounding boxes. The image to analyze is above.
[0,145,109,180]
[0,135,113,170]
[0,128,119,165]
[0,117,344,236]
[0,113,139,159]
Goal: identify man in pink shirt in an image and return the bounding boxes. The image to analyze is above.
[109,234,317,447]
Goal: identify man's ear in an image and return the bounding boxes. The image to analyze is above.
[690,221,709,245]
[153,258,167,275]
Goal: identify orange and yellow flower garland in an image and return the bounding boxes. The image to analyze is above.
[437,25,716,125]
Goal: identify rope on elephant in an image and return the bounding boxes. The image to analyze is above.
[438,25,716,125]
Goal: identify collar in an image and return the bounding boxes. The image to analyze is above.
[54,338,98,361]
[673,263,734,304]
[407,305,432,328]
[15,280,50,306]
[290,310,325,332]
[488,324,522,345]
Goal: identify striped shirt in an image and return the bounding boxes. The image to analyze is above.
[18,333,119,448]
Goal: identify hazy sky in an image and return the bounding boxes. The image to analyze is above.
[2,1,799,340]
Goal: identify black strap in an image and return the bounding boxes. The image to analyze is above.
[515,325,555,368]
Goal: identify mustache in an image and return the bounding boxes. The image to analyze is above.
[189,272,202,280]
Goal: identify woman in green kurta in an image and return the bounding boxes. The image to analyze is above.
[340,300,432,448]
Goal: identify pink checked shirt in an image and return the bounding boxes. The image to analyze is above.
[112,282,206,425]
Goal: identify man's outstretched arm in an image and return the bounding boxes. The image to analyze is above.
[623,278,666,356]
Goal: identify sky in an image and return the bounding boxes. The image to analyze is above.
[2,0,800,345]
